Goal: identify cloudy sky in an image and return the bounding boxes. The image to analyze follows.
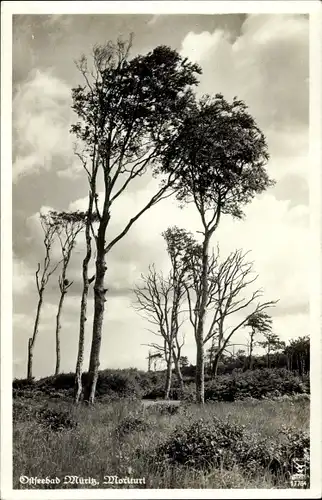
[12,12,310,379]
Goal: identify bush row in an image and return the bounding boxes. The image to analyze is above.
[13,368,309,402]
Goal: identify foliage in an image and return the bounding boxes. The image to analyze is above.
[35,407,78,432]
[284,336,310,374]
[204,368,309,402]
[152,416,309,481]
[162,94,273,217]
[115,414,149,437]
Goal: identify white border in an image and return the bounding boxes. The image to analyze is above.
[1,1,322,15]
[1,1,322,499]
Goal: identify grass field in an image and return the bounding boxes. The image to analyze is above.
[13,396,310,489]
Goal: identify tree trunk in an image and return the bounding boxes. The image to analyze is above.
[55,291,66,376]
[247,330,255,371]
[75,279,88,403]
[83,233,107,404]
[27,338,33,381]
[75,193,94,404]
[164,348,173,400]
[173,351,184,393]
[209,346,214,378]
[27,292,43,380]
[212,351,221,378]
[195,235,210,404]
[196,338,205,403]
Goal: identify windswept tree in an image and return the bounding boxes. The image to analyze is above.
[50,211,85,376]
[134,265,186,398]
[185,246,278,382]
[162,94,274,402]
[27,213,62,381]
[71,38,201,403]
[258,331,285,368]
[244,311,272,371]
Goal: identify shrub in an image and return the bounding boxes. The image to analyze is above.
[150,416,310,481]
[150,403,181,416]
[35,407,78,432]
[93,370,144,399]
[13,399,43,423]
[205,369,309,402]
[115,415,149,437]
[153,417,245,471]
[13,378,35,390]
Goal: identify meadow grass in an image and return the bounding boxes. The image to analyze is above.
[13,396,309,489]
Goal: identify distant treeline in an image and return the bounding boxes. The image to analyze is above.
[13,336,309,403]
[188,335,310,378]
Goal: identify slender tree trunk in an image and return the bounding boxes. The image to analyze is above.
[55,291,66,376]
[75,193,94,403]
[75,278,88,403]
[164,347,173,400]
[212,351,221,378]
[247,330,255,371]
[27,292,43,380]
[27,338,33,381]
[173,351,184,392]
[195,235,210,404]
[84,230,107,404]
[209,345,214,378]
[196,339,205,403]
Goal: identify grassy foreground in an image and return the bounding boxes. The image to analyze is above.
[13,396,309,489]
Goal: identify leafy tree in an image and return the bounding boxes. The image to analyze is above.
[244,311,272,371]
[258,331,285,368]
[71,38,201,403]
[50,211,85,376]
[284,335,309,375]
[27,213,62,380]
[161,94,274,402]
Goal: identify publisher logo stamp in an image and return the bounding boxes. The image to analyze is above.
[290,456,308,488]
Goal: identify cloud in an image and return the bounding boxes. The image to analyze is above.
[181,14,308,128]
[13,69,75,181]
[13,255,35,295]
[12,14,310,378]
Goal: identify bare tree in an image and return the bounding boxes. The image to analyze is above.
[134,265,186,398]
[27,213,62,381]
[50,211,85,376]
[146,350,163,372]
[71,38,201,403]
[185,246,278,379]
[163,94,274,402]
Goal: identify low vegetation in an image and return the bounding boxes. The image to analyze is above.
[13,365,310,489]
[13,367,310,403]
[13,394,309,489]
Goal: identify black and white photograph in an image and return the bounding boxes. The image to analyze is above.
[1,1,322,498]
